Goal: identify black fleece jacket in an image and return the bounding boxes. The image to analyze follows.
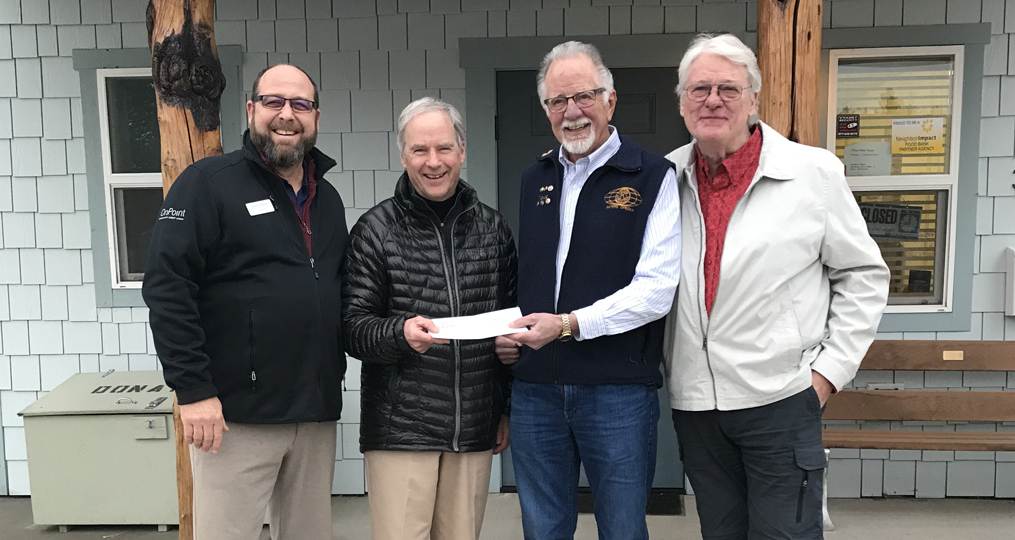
[142,131,348,424]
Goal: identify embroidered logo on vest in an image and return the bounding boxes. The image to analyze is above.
[604,187,642,212]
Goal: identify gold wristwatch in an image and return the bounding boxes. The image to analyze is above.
[559,313,573,342]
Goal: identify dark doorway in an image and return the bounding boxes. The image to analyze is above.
[495,67,691,490]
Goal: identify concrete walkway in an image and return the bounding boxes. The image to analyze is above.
[1,494,1013,539]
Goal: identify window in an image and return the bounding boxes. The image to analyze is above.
[826,46,964,313]
[97,68,163,288]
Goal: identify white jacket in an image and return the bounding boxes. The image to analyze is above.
[663,122,890,411]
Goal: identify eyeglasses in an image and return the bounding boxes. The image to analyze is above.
[684,84,747,102]
[543,88,607,113]
[254,94,318,112]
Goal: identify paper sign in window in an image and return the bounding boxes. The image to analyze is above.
[891,118,944,155]
[844,142,891,176]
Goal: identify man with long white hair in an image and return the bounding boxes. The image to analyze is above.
[497,41,682,539]
[664,33,889,539]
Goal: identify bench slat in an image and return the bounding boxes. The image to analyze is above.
[862,340,1015,371]
[823,429,1015,451]
[823,390,1015,422]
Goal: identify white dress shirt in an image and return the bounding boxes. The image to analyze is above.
[555,127,682,341]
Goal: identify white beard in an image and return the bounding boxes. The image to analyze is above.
[560,118,596,156]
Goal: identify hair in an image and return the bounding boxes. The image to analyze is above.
[536,41,615,110]
[251,64,320,105]
[676,34,762,125]
[396,97,466,155]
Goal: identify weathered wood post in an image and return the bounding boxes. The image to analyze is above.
[757,0,823,146]
[146,1,226,538]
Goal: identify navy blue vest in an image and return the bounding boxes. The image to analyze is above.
[514,136,674,386]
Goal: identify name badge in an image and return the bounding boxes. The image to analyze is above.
[246,199,275,216]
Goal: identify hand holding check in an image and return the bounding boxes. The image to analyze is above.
[409,308,542,363]
[429,307,530,340]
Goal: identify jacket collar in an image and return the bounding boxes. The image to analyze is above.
[394,171,479,220]
[678,121,795,185]
[537,134,644,173]
[241,129,338,179]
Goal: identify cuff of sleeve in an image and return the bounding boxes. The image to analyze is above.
[810,356,852,392]
[572,307,604,341]
[175,382,219,405]
[395,313,416,354]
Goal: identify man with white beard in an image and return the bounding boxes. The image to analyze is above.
[495,41,682,540]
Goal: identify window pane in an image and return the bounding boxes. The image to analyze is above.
[113,187,164,281]
[106,77,161,174]
[854,190,948,305]
[834,56,955,177]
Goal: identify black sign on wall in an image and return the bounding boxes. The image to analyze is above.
[908,270,932,293]
[837,114,860,138]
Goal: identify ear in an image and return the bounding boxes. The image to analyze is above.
[748,92,759,118]
[459,141,466,165]
[605,90,617,121]
[246,100,254,124]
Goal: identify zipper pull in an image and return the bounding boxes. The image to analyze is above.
[305,223,312,235]
[251,370,257,391]
[702,336,708,351]
[310,257,319,279]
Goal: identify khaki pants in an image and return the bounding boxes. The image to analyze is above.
[190,421,337,540]
[364,450,494,540]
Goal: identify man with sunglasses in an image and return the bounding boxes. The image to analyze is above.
[495,41,681,540]
[143,64,347,540]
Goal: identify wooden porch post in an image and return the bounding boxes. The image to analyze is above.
[757,0,823,146]
[145,1,226,538]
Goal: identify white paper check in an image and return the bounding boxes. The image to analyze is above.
[430,307,529,340]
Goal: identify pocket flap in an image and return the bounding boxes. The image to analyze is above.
[794,444,827,471]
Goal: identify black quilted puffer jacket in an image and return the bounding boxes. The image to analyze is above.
[342,173,517,453]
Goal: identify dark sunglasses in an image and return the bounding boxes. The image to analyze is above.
[253,94,318,112]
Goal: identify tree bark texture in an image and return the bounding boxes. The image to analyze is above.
[757,0,823,146]
[147,0,226,194]
[171,396,193,539]
[146,2,226,538]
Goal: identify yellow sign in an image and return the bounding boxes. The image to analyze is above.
[891,117,944,154]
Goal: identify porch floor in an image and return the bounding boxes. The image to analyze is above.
[1,494,1012,539]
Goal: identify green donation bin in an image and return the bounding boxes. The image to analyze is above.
[19,370,178,532]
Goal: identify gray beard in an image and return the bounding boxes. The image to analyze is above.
[250,124,317,170]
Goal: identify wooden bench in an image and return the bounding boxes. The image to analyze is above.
[819,340,1015,529]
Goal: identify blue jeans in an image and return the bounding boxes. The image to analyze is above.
[510,380,660,540]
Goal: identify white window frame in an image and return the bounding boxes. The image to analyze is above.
[825,45,964,314]
[97,67,163,289]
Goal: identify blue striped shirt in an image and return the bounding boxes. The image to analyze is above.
[556,127,682,340]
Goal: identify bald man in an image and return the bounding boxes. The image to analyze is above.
[143,64,348,540]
